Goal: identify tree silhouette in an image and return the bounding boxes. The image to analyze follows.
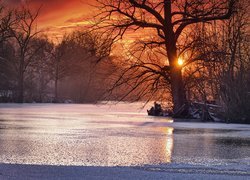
[94,0,236,115]
[8,7,41,103]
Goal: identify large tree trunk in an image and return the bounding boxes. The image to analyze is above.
[170,66,187,116]
[167,46,188,117]
[163,0,187,116]
[166,46,187,115]
[167,49,188,116]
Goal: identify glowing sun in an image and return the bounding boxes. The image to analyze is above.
[178,58,184,66]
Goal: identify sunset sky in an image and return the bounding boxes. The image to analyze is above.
[3,0,97,40]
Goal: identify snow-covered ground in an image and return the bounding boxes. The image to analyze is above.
[0,103,249,179]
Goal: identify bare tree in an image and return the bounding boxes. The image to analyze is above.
[0,5,13,43]
[0,41,16,102]
[179,0,250,122]
[103,50,171,103]
[70,31,113,63]
[0,5,18,101]
[51,35,89,102]
[52,38,68,103]
[26,37,54,102]
[93,0,236,115]
[8,7,41,103]
[218,0,250,123]
[51,31,113,102]
[0,5,16,59]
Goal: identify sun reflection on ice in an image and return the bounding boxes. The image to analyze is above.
[164,127,174,163]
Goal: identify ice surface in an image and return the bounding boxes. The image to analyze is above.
[0,103,249,168]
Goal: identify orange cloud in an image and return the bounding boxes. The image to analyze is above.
[3,0,97,40]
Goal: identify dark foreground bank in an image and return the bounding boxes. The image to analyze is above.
[0,163,249,180]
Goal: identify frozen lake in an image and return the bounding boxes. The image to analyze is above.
[0,103,249,168]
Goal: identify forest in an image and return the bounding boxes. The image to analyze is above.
[0,0,249,123]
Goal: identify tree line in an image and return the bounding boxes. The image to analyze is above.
[0,5,115,103]
[0,1,249,123]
